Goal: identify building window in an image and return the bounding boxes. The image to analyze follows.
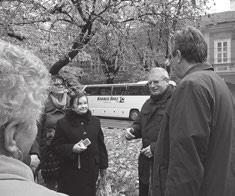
[214,39,231,64]
[216,66,229,72]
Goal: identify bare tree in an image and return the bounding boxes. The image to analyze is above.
[0,0,213,81]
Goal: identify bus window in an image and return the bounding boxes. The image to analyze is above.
[127,85,149,95]
[141,85,150,95]
[112,86,127,95]
[85,86,100,95]
[99,87,112,95]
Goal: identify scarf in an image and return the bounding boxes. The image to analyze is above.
[49,92,67,109]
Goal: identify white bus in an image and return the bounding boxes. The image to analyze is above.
[82,82,150,120]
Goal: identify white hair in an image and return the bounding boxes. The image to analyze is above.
[149,67,169,80]
[0,40,50,127]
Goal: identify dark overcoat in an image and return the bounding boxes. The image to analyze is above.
[151,63,235,196]
[131,85,174,185]
[52,110,108,196]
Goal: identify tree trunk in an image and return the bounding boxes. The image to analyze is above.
[49,23,92,75]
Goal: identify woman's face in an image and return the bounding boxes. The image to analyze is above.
[73,96,89,114]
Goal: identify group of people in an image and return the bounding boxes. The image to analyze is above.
[35,78,109,196]
[125,26,235,196]
[0,25,234,196]
[0,40,108,196]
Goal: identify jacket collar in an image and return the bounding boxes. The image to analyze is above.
[183,63,214,78]
[0,155,34,181]
[65,109,91,126]
[150,84,175,105]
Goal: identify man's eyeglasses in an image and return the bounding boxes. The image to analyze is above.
[147,79,167,87]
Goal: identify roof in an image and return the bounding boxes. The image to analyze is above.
[200,11,235,27]
[83,82,147,87]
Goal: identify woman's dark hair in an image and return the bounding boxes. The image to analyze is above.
[69,91,87,108]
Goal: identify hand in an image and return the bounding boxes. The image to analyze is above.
[125,128,135,140]
[30,154,40,172]
[140,146,153,158]
[72,141,87,153]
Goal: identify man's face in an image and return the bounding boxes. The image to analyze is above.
[147,73,169,96]
[169,43,184,79]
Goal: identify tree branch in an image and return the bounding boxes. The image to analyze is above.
[172,0,183,31]
[7,31,26,41]
[49,21,93,75]
[11,18,51,25]
[76,1,88,23]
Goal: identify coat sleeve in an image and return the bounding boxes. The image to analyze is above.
[52,120,76,160]
[165,82,212,196]
[97,120,108,169]
[150,141,157,153]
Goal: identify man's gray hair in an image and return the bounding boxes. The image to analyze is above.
[149,67,169,80]
[0,40,50,127]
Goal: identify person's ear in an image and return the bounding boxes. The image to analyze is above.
[3,120,20,154]
[176,50,182,63]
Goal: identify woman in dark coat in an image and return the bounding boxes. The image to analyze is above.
[52,92,108,196]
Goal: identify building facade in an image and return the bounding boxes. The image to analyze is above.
[200,10,235,90]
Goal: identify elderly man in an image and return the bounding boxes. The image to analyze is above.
[125,67,174,196]
[151,26,235,196]
[0,40,67,196]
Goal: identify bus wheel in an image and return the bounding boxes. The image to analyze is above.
[129,109,139,121]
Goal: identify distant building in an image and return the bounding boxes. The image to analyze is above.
[200,10,235,87]
[231,0,235,10]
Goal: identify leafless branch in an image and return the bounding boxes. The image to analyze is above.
[76,1,88,23]
[7,31,26,41]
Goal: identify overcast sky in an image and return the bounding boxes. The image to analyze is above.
[209,0,230,13]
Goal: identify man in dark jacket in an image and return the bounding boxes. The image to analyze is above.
[150,26,235,196]
[125,67,175,196]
